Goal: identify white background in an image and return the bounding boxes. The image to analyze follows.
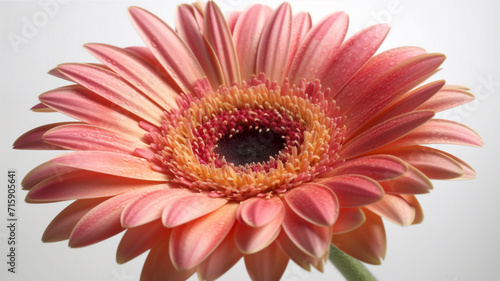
[1,0,499,280]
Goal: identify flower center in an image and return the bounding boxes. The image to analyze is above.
[147,78,345,200]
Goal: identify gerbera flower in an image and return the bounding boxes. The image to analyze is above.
[14,1,482,280]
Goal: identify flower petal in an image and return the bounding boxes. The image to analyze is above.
[232,4,273,79]
[380,165,432,194]
[21,161,77,190]
[235,206,284,254]
[275,229,324,272]
[321,23,390,94]
[13,122,75,150]
[42,198,108,242]
[169,203,237,270]
[418,85,475,112]
[255,2,292,84]
[340,110,435,159]
[332,208,386,265]
[288,11,348,85]
[282,202,333,258]
[329,154,408,181]
[284,12,312,77]
[140,238,195,281]
[366,194,416,226]
[400,195,424,224]
[31,102,56,112]
[161,193,228,227]
[57,63,164,126]
[244,242,289,281]
[204,1,241,85]
[128,6,205,93]
[319,175,384,207]
[197,227,242,281]
[284,182,338,226]
[84,43,180,111]
[332,207,366,234]
[116,220,170,264]
[50,151,170,181]
[236,196,284,227]
[175,4,224,88]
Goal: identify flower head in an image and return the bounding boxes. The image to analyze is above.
[14,1,482,280]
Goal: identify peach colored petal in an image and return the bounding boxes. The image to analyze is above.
[235,206,284,254]
[26,171,163,203]
[366,194,416,226]
[332,209,386,265]
[232,4,273,79]
[51,151,170,181]
[13,122,76,150]
[39,85,145,137]
[275,229,323,271]
[435,149,477,179]
[319,175,384,207]
[321,23,390,94]
[197,227,242,281]
[128,6,205,94]
[332,207,366,234]
[256,2,291,85]
[329,154,408,181]
[169,203,237,270]
[340,110,435,159]
[176,4,224,88]
[282,203,333,258]
[116,220,170,264]
[21,161,77,190]
[140,239,195,281]
[42,198,108,242]
[380,165,432,194]
[288,11,348,85]
[57,63,164,126]
[161,193,228,227]
[84,43,180,111]
[236,196,284,227]
[418,85,475,112]
[284,12,312,77]
[400,195,424,224]
[244,242,289,281]
[284,182,338,226]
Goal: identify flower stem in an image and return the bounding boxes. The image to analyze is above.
[329,244,377,281]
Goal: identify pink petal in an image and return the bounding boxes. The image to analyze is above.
[39,85,145,137]
[13,122,75,150]
[226,11,241,34]
[340,110,435,159]
[255,2,292,84]
[318,175,384,207]
[26,170,164,203]
[275,230,323,271]
[57,63,164,126]
[288,12,348,86]
[321,23,390,94]
[332,207,366,234]
[332,208,386,265]
[284,12,312,77]
[284,182,338,226]
[48,67,72,81]
[51,151,170,181]
[236,196,284,227]
[244,242,289,281]
[197,227,242,281]
[176,4,224,88]
[169,203,237,270]
[385,146,464,179]
[384,119,483,148]
[84,43,180,111]
[161,193,228,227]
[21,161,77,190]
[121,186,192,228]
[418,85,475,112]
[140,239,195,281]
[329,154,408,181]
[42,123,147,154]
[124,46,172,80]
[235,206,284,254]
[116,220,171,264]
[379,165,432,194]
[400,195,424,224]
[204,2,241,85]
[128,6,205,93]
[42,198,108,242]
[282,203,332,258]
[232,4,273,80]
[31,102,56,112]
[366,194,416,226]
[435,150,477,180]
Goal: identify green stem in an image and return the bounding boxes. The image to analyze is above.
[328,244,377,281]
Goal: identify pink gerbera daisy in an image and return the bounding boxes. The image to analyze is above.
[14,1,482,280]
